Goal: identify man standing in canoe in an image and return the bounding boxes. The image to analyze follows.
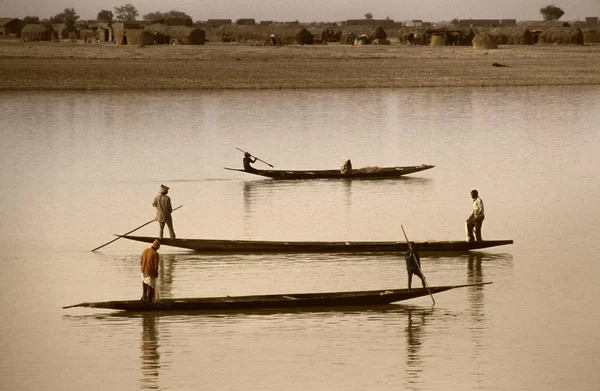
[243,152,257,171]
[141,239,160,303]
[466,189,485,242]
[153,184,176,239]
[405,243,426,290]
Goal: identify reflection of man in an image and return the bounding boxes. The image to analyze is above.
[153,184,175,239]
[141,239,160,303]
[140,315,160,388]
[466,189,485,242]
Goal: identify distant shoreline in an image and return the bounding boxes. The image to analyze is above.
[1,40,599,90]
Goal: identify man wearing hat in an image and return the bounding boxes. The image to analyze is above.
[153,184,176,239]
[141,239,160,303]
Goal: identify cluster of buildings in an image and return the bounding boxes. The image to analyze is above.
[1,15,599,45]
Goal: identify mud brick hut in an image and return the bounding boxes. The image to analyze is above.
[113,22,144,45]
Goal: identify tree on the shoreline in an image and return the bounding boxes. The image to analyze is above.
[143,10,192,22]
[114,4,139,21]
[21,16,40,29]
[540,4,565,21]
[97,10,114,23]
[49,8,79,24]
[364,13,373,20]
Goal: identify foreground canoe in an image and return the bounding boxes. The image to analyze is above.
[224,164,435,180]
[63,283,491,312]
[119,235,513,253]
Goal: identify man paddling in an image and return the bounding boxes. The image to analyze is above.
[405,242,426,290]
[153,184,176,239]
[141,239,160,303]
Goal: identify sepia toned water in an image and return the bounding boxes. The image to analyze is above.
[1,86,599,390]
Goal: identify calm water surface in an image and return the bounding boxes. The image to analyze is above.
[1,87,599,390]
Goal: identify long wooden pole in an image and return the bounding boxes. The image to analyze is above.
[91,205,183,252]
[401,225,435,305]
[235,147,274,168]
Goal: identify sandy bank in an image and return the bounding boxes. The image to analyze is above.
[1,41,599,90]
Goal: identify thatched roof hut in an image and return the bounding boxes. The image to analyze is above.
[145,24,206,45]
[489,27,534,45]
[472,32,498,49]
[123,30,155,46]
[538,27,584,45]
[295,28,314,44]
[21,24,54,42]
[213,24,315,45]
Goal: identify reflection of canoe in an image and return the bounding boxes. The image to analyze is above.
[63,283,491,312]
[119,235,514,253]
[224,164,435,179]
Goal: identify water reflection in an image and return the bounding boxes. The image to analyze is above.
[139,315,160,390]
[466,253,485,327]
[158,254,176,299]
[404,306,433,385]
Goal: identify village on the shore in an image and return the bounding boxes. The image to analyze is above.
[1,8,599,49]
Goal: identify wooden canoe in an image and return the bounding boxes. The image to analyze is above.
[118,235,513,253]
[63,282,491,312]
[224,164,435,180]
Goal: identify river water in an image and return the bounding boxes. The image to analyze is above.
[1,86,599,390]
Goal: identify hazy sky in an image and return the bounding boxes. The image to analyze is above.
[1,0,599,23]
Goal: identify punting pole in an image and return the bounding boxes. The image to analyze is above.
[401,225,435,305]
[91,205,183,252]
[235,147,274,168]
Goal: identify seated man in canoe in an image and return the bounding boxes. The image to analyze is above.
[243,152,257,171]
[340,159,352,175]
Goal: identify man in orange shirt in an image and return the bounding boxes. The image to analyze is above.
[141,239,160,303]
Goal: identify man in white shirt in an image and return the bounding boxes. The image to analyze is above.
[466,189,485,242]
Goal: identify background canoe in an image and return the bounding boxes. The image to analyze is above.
[63,282,492,312]
[119,235,513,253]
[224,164,435,179]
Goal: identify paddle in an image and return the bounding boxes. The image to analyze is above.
[91,205,183,252]
[236,147,274,168]
[401,225,435,305]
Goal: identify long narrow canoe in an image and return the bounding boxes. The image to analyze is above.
[63,282,491,312]
[224,164,435,180]
[119,235,513,253]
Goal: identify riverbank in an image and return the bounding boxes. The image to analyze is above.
[1,40,599,90]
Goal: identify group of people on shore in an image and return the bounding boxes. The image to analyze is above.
[139,174,486,301]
